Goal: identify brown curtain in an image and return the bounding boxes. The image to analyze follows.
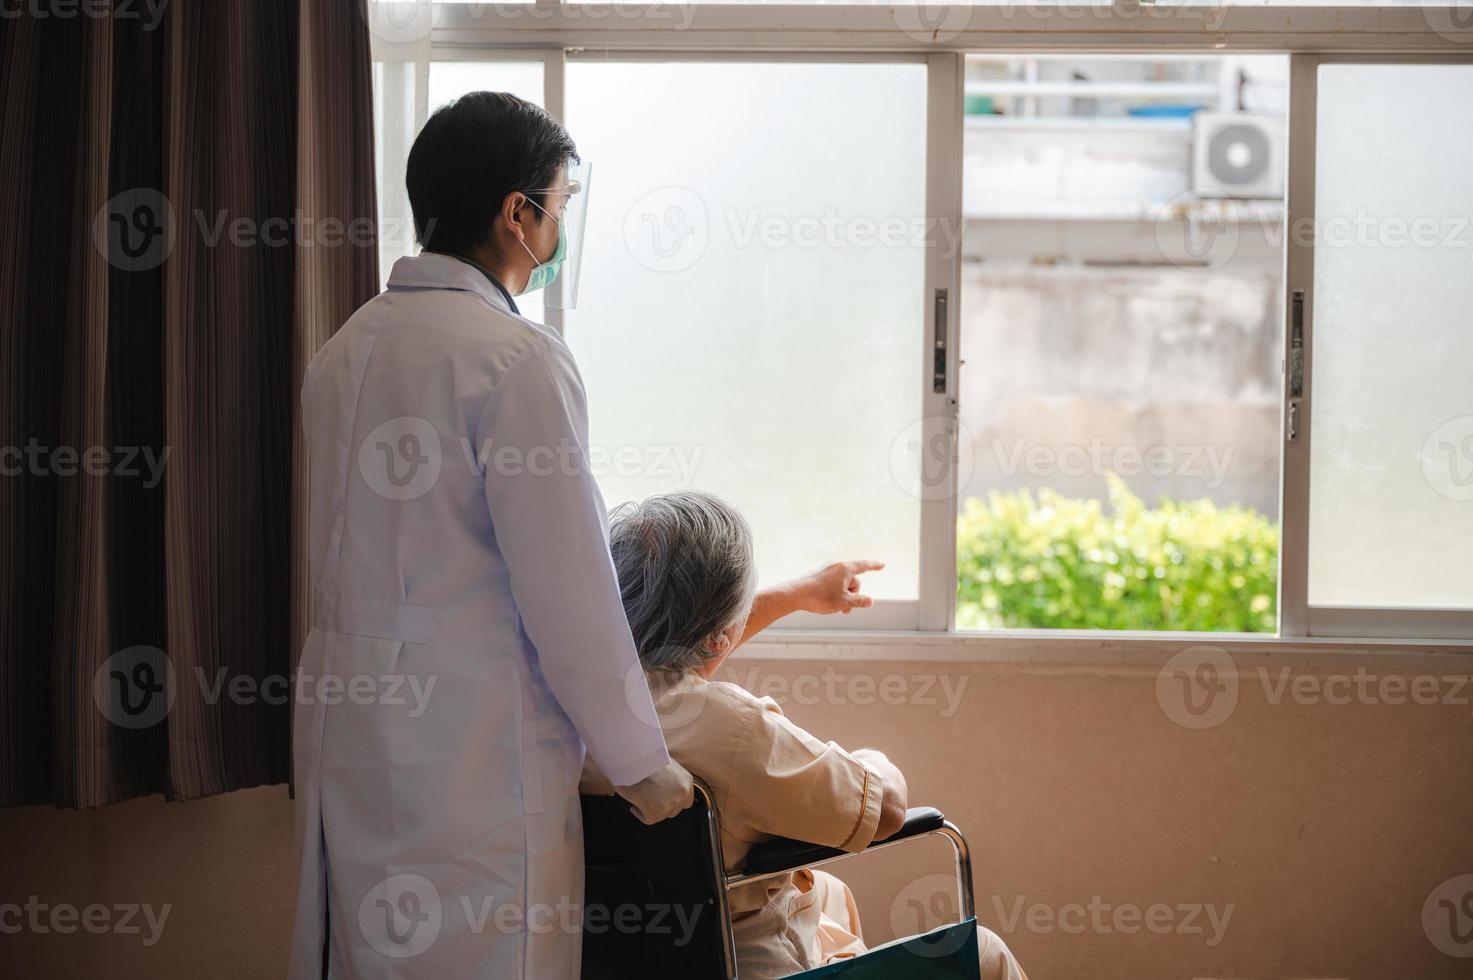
[0,0,377,807]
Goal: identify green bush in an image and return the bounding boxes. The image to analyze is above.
[956,475,1277,632]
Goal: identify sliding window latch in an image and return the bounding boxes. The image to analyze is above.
[1289,290,1305,398]
[1287,289,1305,441]
[933,287,948,394]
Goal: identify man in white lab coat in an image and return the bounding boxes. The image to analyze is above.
[287,92,694,979]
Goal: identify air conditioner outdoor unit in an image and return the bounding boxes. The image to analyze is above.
[1190,112,1285,200]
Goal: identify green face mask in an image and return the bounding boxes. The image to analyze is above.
[518,197,565,294]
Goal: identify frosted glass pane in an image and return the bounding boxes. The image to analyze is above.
[427,61,543,113]
[565,62,927,599]
[1308,64,1473,609]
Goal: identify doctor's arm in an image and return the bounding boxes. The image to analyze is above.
[479,339,688,819]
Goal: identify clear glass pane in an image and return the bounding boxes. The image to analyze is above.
[564,61,927,599]
[955,54,1286,632]
[1308,64,1473,610]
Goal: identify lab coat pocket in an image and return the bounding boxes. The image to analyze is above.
[316,635,424,766]
[521,728,582,818]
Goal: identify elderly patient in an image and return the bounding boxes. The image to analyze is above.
[579,491,1028,980]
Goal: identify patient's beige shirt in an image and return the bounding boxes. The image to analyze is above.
[580,668,884,978]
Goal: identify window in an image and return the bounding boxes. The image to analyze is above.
[369,5,1473,641]
[955,54,1286,633]
[1291,59,1473,638]
[563,59,931,621]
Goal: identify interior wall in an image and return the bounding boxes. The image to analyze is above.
[745,648,1473,980]
[5,644,1472,979]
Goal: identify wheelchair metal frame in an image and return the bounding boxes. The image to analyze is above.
[689,779,977,980]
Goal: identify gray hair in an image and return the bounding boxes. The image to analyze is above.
[608,491,757,673]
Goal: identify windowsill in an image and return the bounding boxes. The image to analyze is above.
[742,627,1473,665]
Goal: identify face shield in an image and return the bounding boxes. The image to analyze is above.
[524,160,590,309]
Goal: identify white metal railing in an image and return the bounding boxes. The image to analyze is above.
[964,79,1218,98]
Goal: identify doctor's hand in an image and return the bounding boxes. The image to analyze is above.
[614,760,695,825]
[790,559,885,615]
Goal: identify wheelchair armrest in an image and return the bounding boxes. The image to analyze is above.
[740,806,947,877]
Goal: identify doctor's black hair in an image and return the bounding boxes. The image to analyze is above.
[406,91,578,256]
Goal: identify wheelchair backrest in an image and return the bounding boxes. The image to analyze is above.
[580,789,732,979]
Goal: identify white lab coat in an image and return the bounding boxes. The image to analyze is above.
[287,252,670,979]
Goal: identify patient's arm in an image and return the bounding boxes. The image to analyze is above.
[852,748,908,840]
[736,560,886,648]
[726,691,897,855]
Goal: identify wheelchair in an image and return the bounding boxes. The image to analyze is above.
[580,779,981,979]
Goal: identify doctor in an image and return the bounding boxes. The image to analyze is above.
[287,92,693,979]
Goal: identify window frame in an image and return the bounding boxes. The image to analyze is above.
[1281,52,1473,642]
[373,3,1473,644]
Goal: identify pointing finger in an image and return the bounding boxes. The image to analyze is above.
[844,559,886,576]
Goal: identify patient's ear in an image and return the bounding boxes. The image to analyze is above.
[697,622,743,679]
[706,629,735,656]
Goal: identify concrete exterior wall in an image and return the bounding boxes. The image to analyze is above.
[958,261,1284,518]
[958,113,1288,519]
